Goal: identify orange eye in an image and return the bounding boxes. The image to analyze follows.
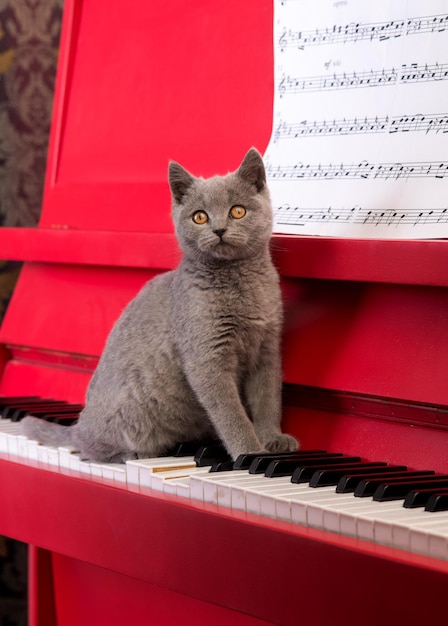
[192,211,208,224]
[230,205,246,219]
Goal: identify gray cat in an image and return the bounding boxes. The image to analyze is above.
[21,148,299,462]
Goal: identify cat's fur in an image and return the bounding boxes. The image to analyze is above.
[21,148,299,462]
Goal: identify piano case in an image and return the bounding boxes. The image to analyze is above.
[0,1,448,624]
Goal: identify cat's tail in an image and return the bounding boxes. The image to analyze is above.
[20,416,79,448]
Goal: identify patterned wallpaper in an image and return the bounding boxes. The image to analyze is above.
[0,0,63,227]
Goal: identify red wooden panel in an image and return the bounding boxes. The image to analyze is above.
[28,547,57,626]
[1,229,448,287]
[0,263,159,356]
[282,280,448,405]
[282,406,448,474]
[41,0,273,232]
[0,360,91,404]
[51,554,272,626]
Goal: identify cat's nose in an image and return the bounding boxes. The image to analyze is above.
[213,228,226,239]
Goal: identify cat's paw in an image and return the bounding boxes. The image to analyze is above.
[264,434,300,454]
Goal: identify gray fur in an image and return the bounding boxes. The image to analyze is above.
[21,148,299,462]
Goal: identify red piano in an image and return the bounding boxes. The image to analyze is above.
[0,1,448,624]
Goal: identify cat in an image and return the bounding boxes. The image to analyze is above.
[21,148,299,462]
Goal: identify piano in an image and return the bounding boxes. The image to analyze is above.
[1,1,448,624]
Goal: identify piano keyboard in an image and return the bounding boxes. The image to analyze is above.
[1,396,448,562]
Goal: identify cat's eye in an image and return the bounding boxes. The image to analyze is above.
[229,205,246,219]
[192,211,208,225]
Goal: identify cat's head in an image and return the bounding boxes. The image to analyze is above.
[168,148,273,262]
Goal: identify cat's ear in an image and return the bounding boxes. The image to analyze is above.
[237,148,266,192]
[168,161,195,204]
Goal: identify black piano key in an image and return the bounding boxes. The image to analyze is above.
[249,452,343,475]
[404,487,448,509]
[354,471,435,497]
[373,476,448,502]
[265,455,361,478]
[309,463,389,487]
[194,444,231,467]
[425,492,448,512]
[1,399,56,419]
[209,460,236,472]
[233,449,326,471]
[7,403,80,421]
[292,462,386,485]
[29,406,84,418]
[0,395,41,411]
[171,440,218,457]
[336,467,408,493]
[43,414,80,425]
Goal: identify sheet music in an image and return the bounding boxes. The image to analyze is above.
[264,0,448,238]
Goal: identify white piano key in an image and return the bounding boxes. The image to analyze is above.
[17,435,33,458]
[319,497,402,537]
[126,456,196,487]
[259,484,330,518]
[175,477,192,498]
[188,470,249,503]
[6,432,22,456]
[387,510,448,554]
[149,467,205,491]
[25,439,40,461]
[244,479,310,515]
[37,444,60,467]
[0,423,22,454]
[68,453,85,472]
[101,463,127,483]
[162,475,191,495]
[428,526,448,560]
[58,446,80,468]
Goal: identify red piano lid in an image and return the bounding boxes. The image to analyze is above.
[40,0,273,233]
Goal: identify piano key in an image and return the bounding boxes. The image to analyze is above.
[308,463,389,487]
[353,499,441,541]
[336,467,409,492]
[425,493,448,512]
[264,454,360,477]
[188,470,266,504]
[0,395,42,407]
[0,398,53,418]
[410,520,448,559]
[373,477,448,502]
[354,471,436,497]
[234,449,327,471]
[149,467,207,491]
[37,444,60,467]
[126,456,197,487]
[58,445,81,468]
[5,403,80,421]
[209,460,236,472]
[390,510,448,551]
[170,439,218,457]
[194,443,230,467]
[249,452,344,475]
[404,487,448,509]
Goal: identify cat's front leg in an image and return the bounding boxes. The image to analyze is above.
[184,365,265,459]
[246,339,300,454]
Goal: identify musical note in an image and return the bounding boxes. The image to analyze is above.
[267,160,448,181]
[278,13,448,50]
[279,62,448,95]
[275,205,448,227]
[272,112,448,141]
